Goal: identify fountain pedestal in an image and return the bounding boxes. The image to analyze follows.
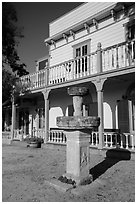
[64,130,92,185]
[57,87,100,186]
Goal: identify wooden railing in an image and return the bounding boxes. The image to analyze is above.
[20,40,135,90]
[90,131,135,150]
[47,130,135,150]
[48,130,67,144]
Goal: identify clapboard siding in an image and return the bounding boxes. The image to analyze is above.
[50,18,127,67]
[50,2,116,37]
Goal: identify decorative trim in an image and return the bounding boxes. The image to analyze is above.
[62,33,68,42]
[111,9,116,21]
[84,23,90,33]
[93,18,98,29]
[70,30,75,39]
[51,40,56,48]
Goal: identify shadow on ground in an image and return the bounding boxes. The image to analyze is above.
[90,148,131,181]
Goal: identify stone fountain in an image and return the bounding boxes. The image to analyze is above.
[56,86,100,186]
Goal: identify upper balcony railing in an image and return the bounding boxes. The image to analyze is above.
[20,40,135,90]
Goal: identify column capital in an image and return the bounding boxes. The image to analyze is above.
[92,77,107,92]
[42,89,51,100]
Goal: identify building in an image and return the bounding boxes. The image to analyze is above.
[3,2,135,150]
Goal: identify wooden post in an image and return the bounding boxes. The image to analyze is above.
[92,77,107,149]
[97,42,102,73]
[42,89,50,143]
[11,92,16,141]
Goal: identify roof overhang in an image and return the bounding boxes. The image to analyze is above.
[44,2,134,46]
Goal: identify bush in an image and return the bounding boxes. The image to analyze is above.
[24,136,44,144]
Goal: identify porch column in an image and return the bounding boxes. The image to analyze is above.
[92,78,106,149]
[11,95,16,141]
[42,89,50,143]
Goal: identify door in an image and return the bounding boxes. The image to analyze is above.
[75,45,88,74]
[117,100,129,133]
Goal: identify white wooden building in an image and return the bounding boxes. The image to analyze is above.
[3,2,135,150]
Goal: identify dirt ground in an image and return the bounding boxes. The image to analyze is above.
[2,141,135,202]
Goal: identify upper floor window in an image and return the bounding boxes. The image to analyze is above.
[38,59,48,71]
[36,57,49,72]
[73,40,90,74]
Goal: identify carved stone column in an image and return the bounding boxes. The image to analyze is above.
[42,89,50,143]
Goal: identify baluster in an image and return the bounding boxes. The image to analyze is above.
[113,47,117,69]
[105,134,108,147]
[115,133,117,147]
[107,50,110,70]
[95,132,98,146]
[121,45,124,68]
[87,55,90,76]
[131,41,134,64]
[110,134,113,147]
[79,58,82,78]
[116,46,119,68]
[118,46,122,68]
[70,62,73,80]
[60,65,63,82]
[75,59,78,79]
[126,43,129,67]
[120,134,123,148]
[90,55,93,74]
[102,51,106,71]
[51,68,53,84]
[91,133,94,145]
[125,134,129,149]
[53,67,55,84]
[83,57,85,77]
[131,134,134,150]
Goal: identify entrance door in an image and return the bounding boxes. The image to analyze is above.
[19,110,29,135]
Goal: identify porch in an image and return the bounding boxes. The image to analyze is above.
[20,40,135,90]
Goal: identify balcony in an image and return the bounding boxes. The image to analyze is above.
[20,40,135,91]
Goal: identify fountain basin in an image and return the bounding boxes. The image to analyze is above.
[57,116,100,129]
[68,87,88,96]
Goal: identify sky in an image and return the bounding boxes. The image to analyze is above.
[11,2,84,74]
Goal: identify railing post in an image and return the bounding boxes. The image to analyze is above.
[97,42,102,73]
[45,67,49,86]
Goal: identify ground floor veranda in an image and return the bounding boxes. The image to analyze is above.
[3,72,135,151]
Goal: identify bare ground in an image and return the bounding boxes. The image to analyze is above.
[2,141,135,202]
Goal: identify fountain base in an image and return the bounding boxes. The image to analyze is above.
[61,130,92,186]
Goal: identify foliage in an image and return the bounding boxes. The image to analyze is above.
[2,69,16,103]
[24,136,44,144]
[2,69,31,103]
[2,2,29,77]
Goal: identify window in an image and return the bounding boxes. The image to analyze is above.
[73,40,90,75]
[38,59,48,71]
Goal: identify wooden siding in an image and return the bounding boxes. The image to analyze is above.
[50,18,127,67]
[49,2,116,37]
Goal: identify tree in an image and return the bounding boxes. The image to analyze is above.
[2,3,29,104]
[2,2,29,76]
[2,69,16,103]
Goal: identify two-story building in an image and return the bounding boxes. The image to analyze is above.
[3,2,135,150]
